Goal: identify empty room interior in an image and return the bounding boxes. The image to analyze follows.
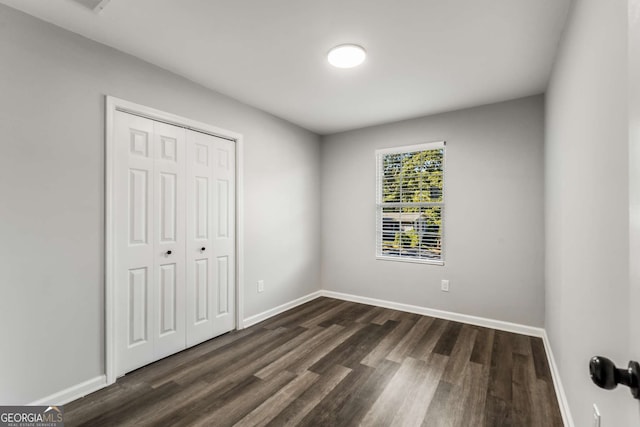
[1,0,639,426]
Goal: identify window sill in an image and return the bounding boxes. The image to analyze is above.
[375,256,444,266]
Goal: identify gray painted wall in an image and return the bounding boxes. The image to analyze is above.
[321,96,545,327]
[0,5,321,404]
[630,0,640,422]
[545,0,637,425]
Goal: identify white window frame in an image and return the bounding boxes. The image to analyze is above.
[375,141,446,265]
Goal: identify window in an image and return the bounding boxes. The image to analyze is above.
[376,141,445,264]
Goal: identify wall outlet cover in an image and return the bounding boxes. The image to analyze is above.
[441,279,449,292]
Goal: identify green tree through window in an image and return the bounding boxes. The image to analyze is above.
[377,143,445,263]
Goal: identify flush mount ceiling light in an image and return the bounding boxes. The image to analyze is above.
[327,44,366,68]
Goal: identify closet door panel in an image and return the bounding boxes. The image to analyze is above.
[186,131,235,345]
[186,131,216,346]
[114,111,156,376]
[152,122,186,359]
[211,139,235,337]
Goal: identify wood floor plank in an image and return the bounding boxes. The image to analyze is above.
[432,321,463,356]
[124,326,261,387]
[74,382,180,427]
[331,359,400,425]
[143,373,262,426]
[440,324,478,386]
[190,371,297,427]
[355,305,386,324]
[536,379,564,426]
[361,316,416,367]
[512,332,533,356]
[317,302,373,327]
[63,298,563,427]
[370,307,398,325]
[469,326,495,366]
[484,394,513,427]
[265,364,352,427]
[309,321,397,374]
[511,353,535,426]
[530,336,552,382]
[296,364,376,426]
[422,380,454,427]
[299,300,351,328]
[197,326,318,383]
[421,356,487,427]
[286,322,367,375]
[182,326,306,385]
[234,370,319,427]
[134,329,310,425]
[360,358,419,426]
[529,335,563,426]
[65,382,149,426]
[361,354,445,426]
[487,330,514,402]
[386,316,434,363]
[151,326,289,387]
[461,362,491,427]
[409,317,448,360]
[116,380,212,427]
[255,324,343,379]
[260,298,336,330]
[148,373,270,427]
[390,355,449,427]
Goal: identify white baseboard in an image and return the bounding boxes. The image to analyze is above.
[541,331,574,427]
[243,290,323,328]
[320,290,545,337]
[30,375,107,406]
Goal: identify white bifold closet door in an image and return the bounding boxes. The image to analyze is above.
[114,111,235,377]
[186,130,236,346]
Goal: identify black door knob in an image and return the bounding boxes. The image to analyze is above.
[166,250,172,255]
[589,356,640,399]
[201,247,206,251]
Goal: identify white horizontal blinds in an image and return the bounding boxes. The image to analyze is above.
[376,142,445,263]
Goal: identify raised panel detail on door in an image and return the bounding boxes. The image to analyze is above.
[196,144,208,166]
[195,259,209,323]
[129,169,148,245]
[159,173,177,243]
[216,179,229,238]
[195,177,208,240]
[159,264,176,335]
[217,256,229,315]
[160,136,177,162]
[217,148,229,169]
[130,130,149,157]
[128,268,148,346]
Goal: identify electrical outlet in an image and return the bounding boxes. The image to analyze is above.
[441,279,449,292]
[257,280,264,293]
[592,404,601,427]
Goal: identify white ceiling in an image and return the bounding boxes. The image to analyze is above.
[1,0,570,134]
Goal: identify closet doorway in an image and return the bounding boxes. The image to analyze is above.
[105,97,244,382]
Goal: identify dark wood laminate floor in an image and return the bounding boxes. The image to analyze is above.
[64,297,563,426]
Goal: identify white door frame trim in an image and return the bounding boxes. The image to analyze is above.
[105,96,245,385]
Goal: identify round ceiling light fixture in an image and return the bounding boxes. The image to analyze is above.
[327,44,366,68]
